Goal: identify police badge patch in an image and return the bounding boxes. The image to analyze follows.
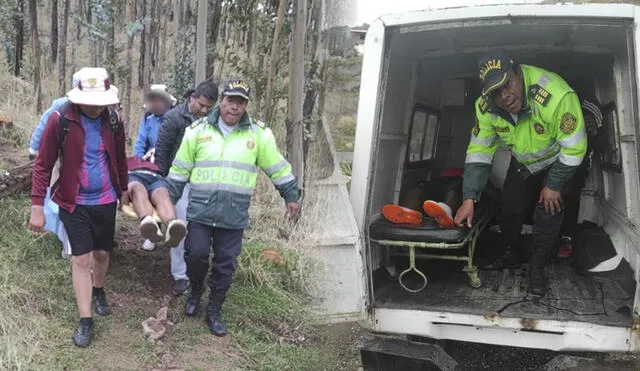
[533,122,545,135]
[560,113,577,134]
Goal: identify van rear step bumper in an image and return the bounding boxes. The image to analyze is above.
[360,335,640,370]
[360,335,458,371]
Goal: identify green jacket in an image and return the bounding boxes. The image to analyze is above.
[463,64,587,201]
[167,107,299,229]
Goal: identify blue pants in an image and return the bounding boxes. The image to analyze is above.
[184,221,244,296]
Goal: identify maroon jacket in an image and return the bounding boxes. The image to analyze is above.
[31,104,128,212]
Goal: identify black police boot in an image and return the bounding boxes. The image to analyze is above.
[528,251,548,296]
[184,283,204,317]
[482,246,521,270]
[72,318,94,347]
[206,295,227,337]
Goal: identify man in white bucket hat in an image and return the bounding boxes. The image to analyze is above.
[29,67,128,347]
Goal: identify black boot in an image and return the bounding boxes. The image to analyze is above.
[184,283,204,317]
[482,247,521,270]
[528,252,548,296]
[206,295,227,337]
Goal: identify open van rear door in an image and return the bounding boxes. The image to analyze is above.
[306,110,367,323]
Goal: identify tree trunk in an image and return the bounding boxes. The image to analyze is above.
[51,0,59,65]
[87,0,99,67]
[70,0,81,77]
[12,0,24,76]
[106,2,117,82]
[28,0,42,112]
[303,0,323,119]
[286,0,306,189]
[262,0,285,123]
[206,0,222,78]
[145,0,155,86]
[138,0,147,87]
[155,0,167,83]
[195,0,207,84]
[57,0,70,95]
[125,0,137,141]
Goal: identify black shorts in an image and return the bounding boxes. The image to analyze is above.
[59,203,117,256]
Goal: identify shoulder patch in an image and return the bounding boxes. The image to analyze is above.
[189,118,206,129]
[560,113,577,134]
[472,116,480,136]
[479,96,489,114]
[528,84,552,106]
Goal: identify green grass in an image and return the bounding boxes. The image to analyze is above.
[0,196,333,370]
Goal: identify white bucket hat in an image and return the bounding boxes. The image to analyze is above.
[67,67,119,106]
[147,84,177,106]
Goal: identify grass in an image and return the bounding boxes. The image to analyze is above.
[0,196,343,370]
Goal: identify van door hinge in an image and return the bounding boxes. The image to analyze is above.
[620,135,635,143]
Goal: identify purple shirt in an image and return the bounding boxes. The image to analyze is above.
[76,115,118,205]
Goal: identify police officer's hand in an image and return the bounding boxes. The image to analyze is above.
[539,186,561,215]
[455,200,475,228]
[28,205,46,233]
[285,202,300,219]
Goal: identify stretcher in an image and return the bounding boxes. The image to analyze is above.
[369,203,492,292]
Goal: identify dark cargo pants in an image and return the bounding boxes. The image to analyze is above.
[501,160,571,256]
[184,221,244,297]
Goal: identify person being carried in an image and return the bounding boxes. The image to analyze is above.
[154,79,219,296]
[382,168,464,228]
[132,84,177,251]
[124,154,187,248]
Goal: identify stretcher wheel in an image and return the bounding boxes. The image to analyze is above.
[120,203,162,224]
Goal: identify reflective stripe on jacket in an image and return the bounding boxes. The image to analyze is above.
[167,107,299,229]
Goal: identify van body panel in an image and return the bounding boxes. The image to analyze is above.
[373,308,632,352]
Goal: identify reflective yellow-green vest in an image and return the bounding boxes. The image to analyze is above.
[167,107,298,229]
[463,64,587,201]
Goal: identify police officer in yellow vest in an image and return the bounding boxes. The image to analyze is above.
[454,49,587,296]
[167,80,300,336]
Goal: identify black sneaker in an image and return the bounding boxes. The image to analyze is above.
[93,290,111,316]
[73,319,94,347]
[173,279,189,296]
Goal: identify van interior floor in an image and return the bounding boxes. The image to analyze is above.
[373,260,634,327]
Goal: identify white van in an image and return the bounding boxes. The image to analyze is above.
[347,3,640,355]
